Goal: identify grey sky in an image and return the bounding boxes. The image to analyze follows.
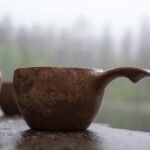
[0,0,150,36]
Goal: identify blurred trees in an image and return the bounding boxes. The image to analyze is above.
[137,19,150,69]
[0,16,150,79]
[121,31,133,65]
[0,16,13,48]
[98,26,114,69]
[16,27,30,66]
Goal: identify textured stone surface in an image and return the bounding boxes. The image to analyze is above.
[13,67,150,131]
[0,117,150,150]
[0,82,20,115]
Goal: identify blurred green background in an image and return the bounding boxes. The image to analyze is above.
[0,0,150,132]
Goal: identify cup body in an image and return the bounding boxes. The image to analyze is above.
[0,82,20,115]
[13,67,103,131]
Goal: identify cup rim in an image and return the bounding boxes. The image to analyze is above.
[14,66,103,73]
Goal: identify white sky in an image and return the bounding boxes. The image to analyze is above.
[0,0,150,35]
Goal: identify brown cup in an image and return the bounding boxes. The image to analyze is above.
[0,82,20,115]
[13,67,150,131]
[0,71,1,91]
